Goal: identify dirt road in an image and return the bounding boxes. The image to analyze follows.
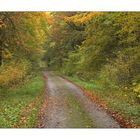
[42,72,120,128]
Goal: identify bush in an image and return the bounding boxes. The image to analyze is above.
[0,59,31,87]
[97,64,118,90]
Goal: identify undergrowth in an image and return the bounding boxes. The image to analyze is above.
[0,74,44,128]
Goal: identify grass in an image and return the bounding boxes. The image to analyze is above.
[65,76,101,91]
[65,75,140,127]
[66,94,96,128]
[0,75,44,128]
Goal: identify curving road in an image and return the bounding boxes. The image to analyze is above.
[42,71,120,128]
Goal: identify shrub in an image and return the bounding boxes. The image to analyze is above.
[0,59,31,87]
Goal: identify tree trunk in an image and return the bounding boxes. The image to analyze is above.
[0,44,3,66]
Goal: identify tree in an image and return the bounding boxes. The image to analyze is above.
[0,12,48,87]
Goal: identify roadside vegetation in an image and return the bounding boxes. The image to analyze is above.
[45,12,140,127]
[0,75,44,128]
[0,12,47,127]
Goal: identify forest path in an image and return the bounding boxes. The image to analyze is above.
[42,71,120,128]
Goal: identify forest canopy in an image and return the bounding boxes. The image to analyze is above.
[44,12,140,93]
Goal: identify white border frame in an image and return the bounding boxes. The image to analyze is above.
[0,0,140,11]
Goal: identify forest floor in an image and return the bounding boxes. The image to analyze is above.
[41,71,120,128]
[0,75,44,128]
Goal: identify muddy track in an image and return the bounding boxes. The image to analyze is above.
[42,71,120,128]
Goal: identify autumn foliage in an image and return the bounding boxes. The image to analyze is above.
[0,12,48,87]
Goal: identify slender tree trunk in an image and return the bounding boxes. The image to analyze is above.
[0,43,3,66]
